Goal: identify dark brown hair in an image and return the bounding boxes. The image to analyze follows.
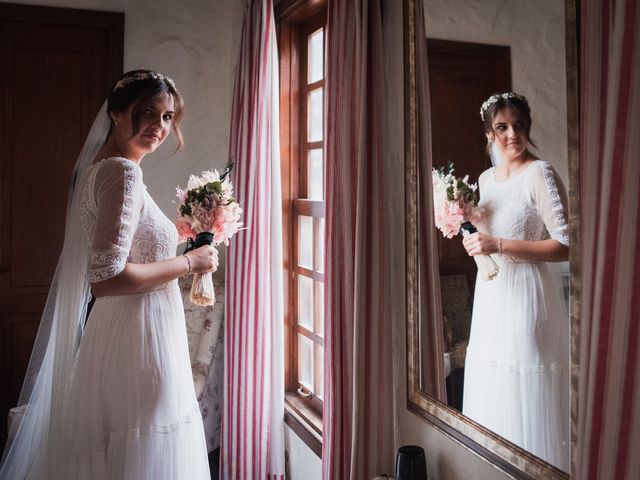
[481,92,536,149]
[107,69,185,151]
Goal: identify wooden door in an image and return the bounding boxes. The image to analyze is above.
[426,39,511,289]
[0,3,123,448]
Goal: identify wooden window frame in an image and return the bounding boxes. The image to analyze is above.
[276,0,327,456]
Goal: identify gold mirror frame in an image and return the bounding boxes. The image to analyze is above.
[404,0,579,478]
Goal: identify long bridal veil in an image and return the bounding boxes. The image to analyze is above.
[0,102,110,479]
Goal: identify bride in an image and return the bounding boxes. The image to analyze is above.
[0,70,216,479]
[461,92,570,471]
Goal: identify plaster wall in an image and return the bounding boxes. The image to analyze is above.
[422,0,569,182]
[284,424,322,480]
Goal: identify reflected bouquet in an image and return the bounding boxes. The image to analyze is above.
[175,161,243,305]
[432,163,498,281]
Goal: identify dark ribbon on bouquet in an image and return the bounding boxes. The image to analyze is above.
[459,221,478,236]
[183,232,214,254]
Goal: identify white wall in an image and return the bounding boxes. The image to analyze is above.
[285,424,322,480]
[11,0,244,217]
[423,0,569,182]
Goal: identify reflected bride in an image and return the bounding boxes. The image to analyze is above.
[461,92,570,471]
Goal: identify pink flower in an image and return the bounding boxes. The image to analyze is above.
[432,166,479,239]
[176,219,196,241]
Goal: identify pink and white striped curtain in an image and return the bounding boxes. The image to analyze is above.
[576,0,640,478]
[323,0,395,478]
[221,0,285,478]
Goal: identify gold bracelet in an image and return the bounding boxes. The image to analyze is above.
[182,254,192,277]
[498,237,503,255]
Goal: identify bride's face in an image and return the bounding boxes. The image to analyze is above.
[487,107,529,160]
[113,92,175,160]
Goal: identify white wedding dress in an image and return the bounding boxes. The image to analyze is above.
[462,160,570,471]
[56,157,211,479]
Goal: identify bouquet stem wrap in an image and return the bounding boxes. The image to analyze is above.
[460,222,499,281]
[186,232,216,306]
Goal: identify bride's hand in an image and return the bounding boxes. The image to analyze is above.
[462,232,499,256]
[186,245,219,273]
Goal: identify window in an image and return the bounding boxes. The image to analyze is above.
[277,0,327,454]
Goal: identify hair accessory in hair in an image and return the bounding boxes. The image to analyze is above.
[113,71,176,92]
[480,92,527,121]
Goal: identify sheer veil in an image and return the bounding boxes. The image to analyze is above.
[0,101,110,479]
[489,140,504,167]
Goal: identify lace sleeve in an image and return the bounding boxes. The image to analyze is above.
[528,161,570,246]
[89,158,143,282]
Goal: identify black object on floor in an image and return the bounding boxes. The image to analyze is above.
[395,445,428,480]
[208,448,220,479]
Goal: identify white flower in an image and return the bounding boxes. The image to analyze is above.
[201,170,221,184]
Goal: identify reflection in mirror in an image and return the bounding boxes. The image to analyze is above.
[416,0,571,474]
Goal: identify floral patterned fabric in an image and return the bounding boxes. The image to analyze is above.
[180,272,225,452]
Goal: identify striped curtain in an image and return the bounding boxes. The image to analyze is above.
[322,0,395,478]
[221,0,285,478]
[576,0,640,479]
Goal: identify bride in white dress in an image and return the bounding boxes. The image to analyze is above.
[0,71,215,479]
[461,93,570,471]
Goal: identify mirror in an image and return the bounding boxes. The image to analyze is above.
[405,0,579,478]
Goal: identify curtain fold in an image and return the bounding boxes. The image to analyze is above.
[577,0,640,478]
[221,0,285,477]
[415,0,447,403]
[323,1,395,478]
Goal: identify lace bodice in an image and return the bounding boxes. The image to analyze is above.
[79,157,178,282]
[476,160,569,248]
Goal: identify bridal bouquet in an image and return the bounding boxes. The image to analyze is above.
[432,163,498,281]
[175,162,243,305]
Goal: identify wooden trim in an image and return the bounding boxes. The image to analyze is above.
[294,199,324,217]
[279,13,302,395]
[305,140,323,149]
[564,0,580,475]
[295,323,324,345]
[284,393,322,457]
[278,1,327,417]
[293,266,324,282]
[0,2,123,27]
[275,0,326,24]
[426,38,511,62]
[306,79,323,91]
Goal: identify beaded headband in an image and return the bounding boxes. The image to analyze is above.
[480,92,527,121]
[113,71,176,92]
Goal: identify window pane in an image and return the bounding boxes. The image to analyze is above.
[298,334,314,391]
[316,345,324,399]
[297,276,314,330]
[307,88,323,142]
[315,218,325,273]
[307,149,324,200]
[307,28,324,84]
[315,280,324,337]
[298,215,313,268]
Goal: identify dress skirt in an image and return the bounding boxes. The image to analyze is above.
[60,281,210,480]
[462,259,570,471]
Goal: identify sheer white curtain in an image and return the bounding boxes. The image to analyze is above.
[220,0,285,478]
[323,0,395,478]
[577,0,640,478]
